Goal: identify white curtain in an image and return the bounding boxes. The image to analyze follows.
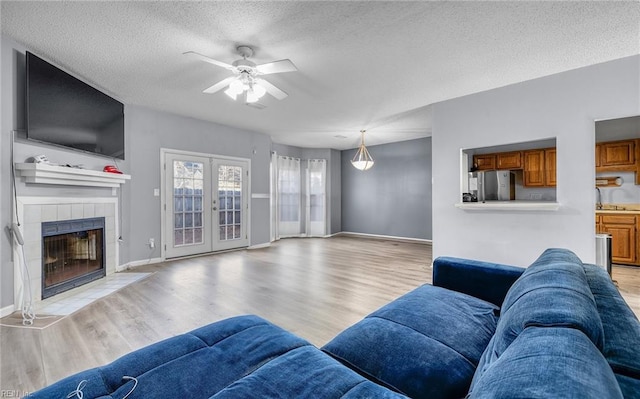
[306,159,327,237]
[270,152,278,241]
[276,156,302,237]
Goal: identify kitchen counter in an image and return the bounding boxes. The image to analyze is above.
[455,201,561,211]
[596,209,640,214]
[596,204,640,213]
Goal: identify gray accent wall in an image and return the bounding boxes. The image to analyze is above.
[341,137,432,240]
[432,55,640,266]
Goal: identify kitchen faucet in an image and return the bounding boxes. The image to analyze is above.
[596,187,603,210]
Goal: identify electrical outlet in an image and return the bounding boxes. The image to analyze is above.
[149,238,155,248]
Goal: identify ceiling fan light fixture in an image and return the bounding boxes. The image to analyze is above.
[224,87,238,100]
[253,83,266,98]
[229,79,244,95]
[351,130,375,171]
[246,89,260,103]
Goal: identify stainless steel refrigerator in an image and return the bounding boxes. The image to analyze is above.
[469,170,516,201]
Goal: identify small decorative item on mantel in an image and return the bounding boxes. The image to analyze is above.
[596,176,623,187]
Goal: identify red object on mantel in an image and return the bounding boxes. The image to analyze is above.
[103,165,123,174]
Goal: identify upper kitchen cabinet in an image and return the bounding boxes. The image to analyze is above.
[597,139,635,170]
[523,150,545,186]
[497,151,522,169]
[473,151,523,170]
[545,149,557,187]
[523,148,556,187]
[473,154,496,170]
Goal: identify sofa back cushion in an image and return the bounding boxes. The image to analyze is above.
[496,248,604,353]
[584,263,640,398]
[322,284,499,399]
[469,327,623,398]
[471,249,606,394]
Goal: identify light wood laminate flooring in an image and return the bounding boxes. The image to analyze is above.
[2,236,639,394]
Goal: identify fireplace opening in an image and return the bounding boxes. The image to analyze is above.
[42,217,106,299]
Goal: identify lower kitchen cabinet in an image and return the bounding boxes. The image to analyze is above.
[597,213,638,265]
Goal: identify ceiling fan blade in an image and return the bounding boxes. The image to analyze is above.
[203,76,236,94]
[256,59,298,75]
[256,78,288,100]
[183,51,235,71]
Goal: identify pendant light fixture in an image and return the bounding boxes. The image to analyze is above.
[351,130,375,171]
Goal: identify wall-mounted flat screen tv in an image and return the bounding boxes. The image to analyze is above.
[26,51,125,159]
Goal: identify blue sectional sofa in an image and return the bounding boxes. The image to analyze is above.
[30,249,640,398]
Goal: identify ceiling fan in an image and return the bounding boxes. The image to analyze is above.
[184,46,297,105]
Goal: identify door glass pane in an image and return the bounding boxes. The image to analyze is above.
[174,213,184,229]
[184,229,194,244]
[217,165,243,242]
[219,226,226,240]
[173,160,205,247]
[174,230,183,246]
[194,228,203,243]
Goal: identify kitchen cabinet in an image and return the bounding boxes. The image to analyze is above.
[544,149,557,187]
[635,139,640,185]
[523,148,555,187]
[473,154,496,171]
[597,140,635,170]
[497,151,522,169]
[597,213,638,265]
[523,150,545,187]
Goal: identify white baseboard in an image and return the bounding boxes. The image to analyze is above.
[1,304,15,318]
[338,231,432,244]
[248,242,271,250]
[117,257,163,271]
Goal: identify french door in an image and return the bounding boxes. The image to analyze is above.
[163,151,249,258]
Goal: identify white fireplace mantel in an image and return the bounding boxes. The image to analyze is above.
[15,163,130,188]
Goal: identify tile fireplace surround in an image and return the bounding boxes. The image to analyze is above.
[13,197,119,308]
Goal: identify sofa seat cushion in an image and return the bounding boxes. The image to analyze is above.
[468,327,623,399]
[31,315,408,399]
[210,345,408,398]
[321,284,499,399]
[496,248,605,353]
[584,264,640,398]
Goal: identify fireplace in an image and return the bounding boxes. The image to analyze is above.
[42,217,106,299]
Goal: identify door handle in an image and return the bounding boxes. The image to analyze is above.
[213,207,217,211]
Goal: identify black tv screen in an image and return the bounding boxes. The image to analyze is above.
[26,51,125,159]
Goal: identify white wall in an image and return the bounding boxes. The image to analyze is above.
[432,55,640,267]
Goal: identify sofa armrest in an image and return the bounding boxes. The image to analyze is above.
[432,256,524,307]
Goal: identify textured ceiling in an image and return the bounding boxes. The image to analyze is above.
[2,1,639,150]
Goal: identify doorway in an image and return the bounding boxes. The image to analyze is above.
[162,150,249,258]
[594,116,640,267]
